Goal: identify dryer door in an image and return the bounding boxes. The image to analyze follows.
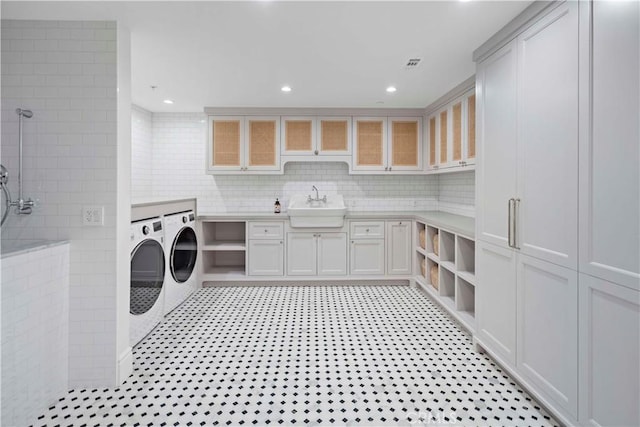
[171,227,198,283]
[130,239,165,315]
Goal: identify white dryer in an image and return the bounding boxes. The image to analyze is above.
[162,210,198,315]
[130,217,166,347]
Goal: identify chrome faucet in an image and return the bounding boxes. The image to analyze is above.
[308,185,327,203]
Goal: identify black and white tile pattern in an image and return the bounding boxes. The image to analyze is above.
[35,286,558,426]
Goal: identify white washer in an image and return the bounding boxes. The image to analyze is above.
[163,210,198,315]
[130,217,166,347]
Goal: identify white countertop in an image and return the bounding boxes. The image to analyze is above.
[198,210,475,238]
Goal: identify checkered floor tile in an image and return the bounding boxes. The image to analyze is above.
[34,285,558,426]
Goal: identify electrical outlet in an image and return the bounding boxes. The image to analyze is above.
[82,205,104,226]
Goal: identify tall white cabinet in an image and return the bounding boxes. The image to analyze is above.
[475,1,639,425]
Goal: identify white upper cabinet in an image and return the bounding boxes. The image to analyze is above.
[207,116,281,173]
[516,3,579,269]
[281,117,317,156]
[477,2,578,270]
[317,117,352,155]
[281,116,352,156]
[426,89,476,172]
[352,117,422,172]
[579,0,640,290]
[476,40,518,248]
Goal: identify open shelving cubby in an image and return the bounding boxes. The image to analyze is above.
[413,219,476,333]
[201,221,247,277]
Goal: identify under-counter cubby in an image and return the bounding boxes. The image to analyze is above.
[414,218,476,332]
[456,276,475,324]
[200,221,247,278]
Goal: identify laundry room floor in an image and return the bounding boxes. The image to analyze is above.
[35,285,558,427]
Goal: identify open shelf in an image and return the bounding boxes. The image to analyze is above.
[456,235,475,277]
[440,230,456,263]
[416,221,427,251]
[202,250,246,275]
[426,225,439,259]
[413,222,476,334]
[456,276,475,321]
[202,221,246,246]
[201,221,248,279]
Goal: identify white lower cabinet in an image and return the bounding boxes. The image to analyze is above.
[578,274,640,427]
[350,239,384,275]
[386,220,411,275]
[287,232,346,276]
[517,254,578,418]
[248,240,283,276]
[477,240,517,366]
[478,240,579,418]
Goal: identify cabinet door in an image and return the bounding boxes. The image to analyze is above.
[388,118,422,171]
[245,116,280,171]
[516,2,578,269]
[286,233,317,276]
[386,221,412,275]
[317,117,351,155]
[476,241,517,366]
[578,274,640,427]
[208,116,244,171]
[427,115,438,170]
[317,233,347,276]
[350,239,384,275]
[282,117,315,155]
[517,254,578,418]
[451,101,463,166]
[464,92,476,165]
[352,117,387,171]
[476,40,518,248]
[579,0,640,289]
[248,239,283,276]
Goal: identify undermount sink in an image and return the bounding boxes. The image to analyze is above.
[288,194,347,228]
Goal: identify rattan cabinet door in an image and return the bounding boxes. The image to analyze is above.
[466,92,476,165]
[245,116,280,171]
[317,117,351,155]
[352,117,387,171]
[427,116,438,170]
[208,116,244,170]
[281,117,315,155]
[388,117,422,171]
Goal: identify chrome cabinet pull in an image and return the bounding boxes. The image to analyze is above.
[508,198,514,248]
[514,198,521,249]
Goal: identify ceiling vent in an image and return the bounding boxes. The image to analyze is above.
[404,58,422,69]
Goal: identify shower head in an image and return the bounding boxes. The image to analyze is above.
[16,108,33,118]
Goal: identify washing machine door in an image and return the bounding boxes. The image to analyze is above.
[130,239,165,315]
[171,227,197,283]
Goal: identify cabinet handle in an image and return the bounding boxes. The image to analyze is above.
[264,229,268,233]
[508,198,514,248]
[351,241,354,244]
[314,150,319,155]
[280,241,283,244]
[514,198,521,250]
[384,167,388,171]
[366,228,369,232]
[388,166,392,171]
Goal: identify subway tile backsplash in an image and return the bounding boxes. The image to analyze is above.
[133,110,476,216]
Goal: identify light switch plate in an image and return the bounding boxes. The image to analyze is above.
[82,205,104,226]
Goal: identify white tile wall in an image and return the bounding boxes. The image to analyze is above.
[131,105,152,199]
[1,243,70,426]
[147,113,439,212]
[1,20,119,387]
[437,171,476,217]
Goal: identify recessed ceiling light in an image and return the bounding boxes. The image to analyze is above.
[281,86,292,93]
[386,86,397,93]
[163,99,174,104]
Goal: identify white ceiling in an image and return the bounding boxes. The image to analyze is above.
[2,1,530,112]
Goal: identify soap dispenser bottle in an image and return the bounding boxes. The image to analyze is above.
[274,198,281,214]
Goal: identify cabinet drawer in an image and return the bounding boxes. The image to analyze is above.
[248,222,284,239]
[350,221,385,239]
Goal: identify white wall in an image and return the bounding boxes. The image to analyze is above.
[1,19,120,387]
[131,104,152,199]
[1,243,69,426]
[135,111,479,214]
